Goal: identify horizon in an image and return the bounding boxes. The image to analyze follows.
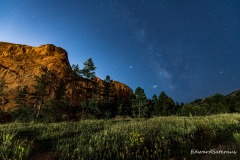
[1,0,240,103]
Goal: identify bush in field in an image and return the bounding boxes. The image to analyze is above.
[37,99,66,122]
[80,98,100,119]
[11,99,68,122]
[10,105,36,122]
[180,103,197,116]
[233,132,240,146]
[207,102,228,114]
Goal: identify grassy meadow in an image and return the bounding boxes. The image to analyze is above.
[1,114,240,160]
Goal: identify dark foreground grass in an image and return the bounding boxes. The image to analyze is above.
[1,114,240,160]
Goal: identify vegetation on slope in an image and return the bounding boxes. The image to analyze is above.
[1,58,239,123]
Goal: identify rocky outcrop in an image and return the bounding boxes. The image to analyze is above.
[0,42,132,110]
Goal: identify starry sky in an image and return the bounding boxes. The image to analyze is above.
[1,0,240,103]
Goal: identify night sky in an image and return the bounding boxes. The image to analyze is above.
[1,0,240,103]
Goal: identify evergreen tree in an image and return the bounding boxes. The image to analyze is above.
[103,75,114,102]
[158,91,168,115]
[32,67,57,118]
[80,58,97,117]
[158,91,175,116]
[228,95,240,113]
[175,102,184,115]
[151,94,160,116]
[81,58,96,79]
[98,75,116,117]
[110,87,132,117]
[234,101,240,112]
[53,77,71,120]
[69,64,82,108]
[12,86,36,121]
[132,87,148,118]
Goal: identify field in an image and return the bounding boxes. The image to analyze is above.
[1,114,240,160]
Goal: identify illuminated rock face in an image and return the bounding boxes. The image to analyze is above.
[0,42,132,110]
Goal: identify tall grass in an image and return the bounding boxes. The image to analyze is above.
[0,113,240,159]
[0,128,32,160]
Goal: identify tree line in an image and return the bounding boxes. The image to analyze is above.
[0,58,239,122]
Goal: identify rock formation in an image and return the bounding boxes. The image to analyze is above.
[0,42,132,110]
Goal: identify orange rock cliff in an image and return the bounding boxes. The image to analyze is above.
[0,42,132,110]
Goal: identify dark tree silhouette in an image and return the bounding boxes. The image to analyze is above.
[132,87,148,118]
[80,58,97,118]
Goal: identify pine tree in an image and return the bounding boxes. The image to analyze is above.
[80,58,97,118]
[13,86,36,121]
[132,87,148,118]
[158,91,169,115]
[96,75,116,117]
[81,58,96,79]
[32,67,57,118]
[103,75,114,103]
[158,91,175,116]
[69,64,82,108]
[151,94,159,116]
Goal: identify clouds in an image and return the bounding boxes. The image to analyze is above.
[152,85,157,88]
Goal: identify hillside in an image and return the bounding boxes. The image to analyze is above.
[182,89,240,116]
[226,90,240,97]
[0,42,132,111]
